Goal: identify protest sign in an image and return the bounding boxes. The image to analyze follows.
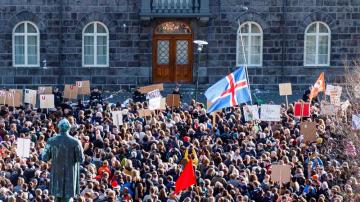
[260,104,281,122]
[279,83,292,96]
[294,102,310,117]
[112,111,123,126]
[320,102,339,116]
[0,90,6,105]
[38,86,53,94]
[279,83,292,108]
[76,80,91,95]
[64,84,78,100]
[40,94,55,109]
[6,91,21,107]
[9,89,23,104]
[352,114,360,130]
[243,105,260,122]
[149,97,166,110]
[340,100,350,111]
[146,89,161,100]
[24,89,37,106]
[16,138,31,158]
[138,83,164,94]
[271,164,291,183]
[166,94,180,108]
[138,109,152,117]
[300,122,317,142]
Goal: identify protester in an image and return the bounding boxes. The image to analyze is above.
[0,89,359,202]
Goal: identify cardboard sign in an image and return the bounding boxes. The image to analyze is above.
[320,103,339,116]
[300,122,317,142]
[166,94,180,108]
[271,164,291,183]
[325,85,342,95]
[0,90,6,105]
[138,109,152,117]
[64,85,78,100]
[243,105,260,121]
[38,86,53,94]
[352,115,360,130]
[146,89,161,100]
[294,102,311,117]
[112,111,123,126]
[138,83,164,94]
[24,89,37,106]
[16,138,31,158]
[9,89,23,103]
[6,91,21,107]
[149,97,166,110]
[260,104,281,122]
[279,83,292,96]
[40,94,55,109]
[76,80,91,95]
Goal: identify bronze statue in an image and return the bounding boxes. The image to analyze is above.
[42,118,84,202]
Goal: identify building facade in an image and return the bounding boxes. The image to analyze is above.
[0,0,359,92]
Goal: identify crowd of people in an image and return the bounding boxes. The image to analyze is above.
[0,88,359,202]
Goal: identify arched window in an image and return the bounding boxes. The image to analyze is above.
[237,22,263,67]
[13,21,40,67]
[83,22,109,67]
[304,22,331,66]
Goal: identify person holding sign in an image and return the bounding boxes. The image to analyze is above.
[90,88,103,107]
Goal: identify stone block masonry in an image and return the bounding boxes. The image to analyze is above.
[0,0,358,93]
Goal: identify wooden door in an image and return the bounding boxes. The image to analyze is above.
[153,21,193,83]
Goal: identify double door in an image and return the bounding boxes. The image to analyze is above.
[153,34,193,83]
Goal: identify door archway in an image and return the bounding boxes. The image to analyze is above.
[152,21,193,83]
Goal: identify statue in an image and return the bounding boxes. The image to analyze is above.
[42,119,84,202]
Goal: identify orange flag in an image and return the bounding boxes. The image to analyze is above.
[174,159,196,195]
[309,72,325,101]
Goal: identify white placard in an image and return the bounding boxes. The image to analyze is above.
[243,105,260,121]
[149,97,166,110]
[16,138,31,158]
[352,115,360,130]
[40,94,55,109]
[146,89,161,100]
[320,103,339,116]
[260,104,281,122]
[24,89,37,106]
[325,85,342,96]
[112,111,123,126]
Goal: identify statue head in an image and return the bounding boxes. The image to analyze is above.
[58,118,71,133]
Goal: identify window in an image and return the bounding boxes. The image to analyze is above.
[82,22,109,67]
[304,22,330,66]
[237,21,263,67]
[12,21,40,67]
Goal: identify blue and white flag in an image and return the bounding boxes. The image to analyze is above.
[205,67,251,113]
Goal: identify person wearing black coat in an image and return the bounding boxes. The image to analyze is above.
[89,88,103,106]
[53,88,63,108]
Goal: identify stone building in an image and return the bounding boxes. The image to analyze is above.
[0,0,359,92]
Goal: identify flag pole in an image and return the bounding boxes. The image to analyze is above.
[238,20,253,105]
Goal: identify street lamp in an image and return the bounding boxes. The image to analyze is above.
[193,40,208,101]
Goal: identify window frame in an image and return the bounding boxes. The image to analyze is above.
[82,21,109,67]
[236,21,263,67]
[304,21,331,67]
[12,21,40,67]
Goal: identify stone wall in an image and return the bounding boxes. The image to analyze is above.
[0,0,359,92]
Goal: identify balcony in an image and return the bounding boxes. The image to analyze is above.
[140,0,211,21]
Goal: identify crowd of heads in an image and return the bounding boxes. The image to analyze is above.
[0,89,359,202]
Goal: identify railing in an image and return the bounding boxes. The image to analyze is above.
[140,0,210,18]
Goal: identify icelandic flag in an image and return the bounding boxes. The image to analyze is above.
[205,67,251,113]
